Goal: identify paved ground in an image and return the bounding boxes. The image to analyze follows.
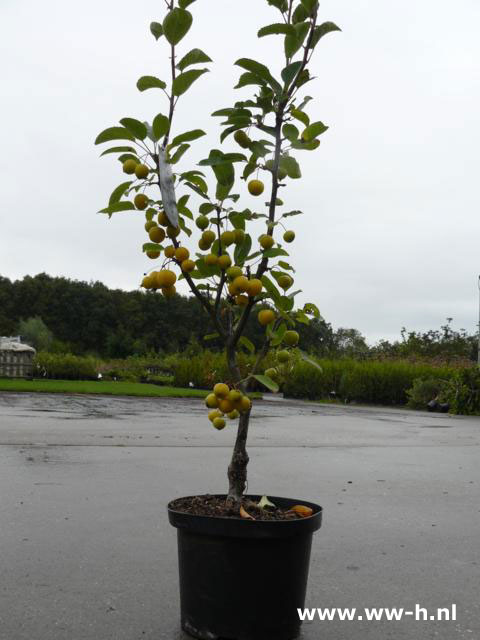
[0,392,479,640]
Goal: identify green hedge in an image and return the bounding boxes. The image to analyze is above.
[283,359,455,406]
[34,352,98,381]
[32,349,478,413]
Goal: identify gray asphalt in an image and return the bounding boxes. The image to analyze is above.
[0,392,479,640]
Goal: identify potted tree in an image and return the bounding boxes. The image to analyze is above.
[95,1,340,638]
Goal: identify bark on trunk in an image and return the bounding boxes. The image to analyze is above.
[227,409,251,501]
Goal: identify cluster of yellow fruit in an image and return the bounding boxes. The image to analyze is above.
[196,228,245,271]
[205,383,252,430]
[224,269,263,305]
[141,269,177,297]
[123,159,150,179]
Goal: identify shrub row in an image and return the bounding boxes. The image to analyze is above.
[33,352,172,383]
[283,358,455,405]
[32,349,479,414]
[34,352,98,380]
[169,351,460,406]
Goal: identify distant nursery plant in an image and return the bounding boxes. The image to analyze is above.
[95,0,340,502]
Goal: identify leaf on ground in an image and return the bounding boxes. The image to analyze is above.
[240,505,255,520]
[257,495,276,509]
[290,504,313,517]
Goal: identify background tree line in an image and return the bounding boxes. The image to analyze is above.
[0,274,477,362]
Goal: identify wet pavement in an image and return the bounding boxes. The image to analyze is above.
[1,392,479,640]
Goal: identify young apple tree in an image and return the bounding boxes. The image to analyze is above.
[95,0,339,502]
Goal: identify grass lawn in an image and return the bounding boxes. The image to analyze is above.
[0,378,210,398]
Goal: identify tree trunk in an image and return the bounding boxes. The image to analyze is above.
[227,409,251,501]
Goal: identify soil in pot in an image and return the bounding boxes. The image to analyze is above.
[169,494,310,521]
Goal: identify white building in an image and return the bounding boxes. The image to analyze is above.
[0,337,36,378]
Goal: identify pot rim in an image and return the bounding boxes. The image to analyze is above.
[168,494,323,539]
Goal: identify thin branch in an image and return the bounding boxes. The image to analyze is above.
[162,41,177,150]
[287,10,318,99]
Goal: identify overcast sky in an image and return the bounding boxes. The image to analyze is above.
[1,0,479,343]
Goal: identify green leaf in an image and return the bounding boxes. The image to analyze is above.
[234,234,252,266]
[295,311,310,325]
[300,0,319,11]
[235,72,266,90]
[178,0,196,6]
[278,260,295,272]
[152,113,170,140]
[296,69,312,89]
[252,374,279,393]
[150,22,163,40]
[238,336,255,354]
[300,351,323,372]
[223,152,249,163]
[282,123,299,142]
[267,0,288,10]
[280,209,303,218]
[196,259,221,278]
[199,203,215,214]
[184,174,208,193]
[234,58,282,93]
[186,182,210,200]
[291,108,310,127]
[276,295,294,312]
[288,289,302,299]
[243,163,257,180]
[136,76,167,92]
[261,275,281,302]
[178,217,192,237]
[142,242,163,252]
[170,129,206,147]
[214,161,235,187]
[203,332,220,341]
[258,23,294,38]
[302,121,328,141]
[229,211,246,230]
[249,141,270,158]
[177,48,212,71]
[177,194,190,209]
[95,127,134,145]
[310,21,342,48]
[99,201,135,215]
[268,322,286,347]
[292,4,309,23]
[169,144,190,164]
[303,302,321,318]
[291,139,320,151]
[109,181,132,206]
[298,95,313,110]
[198,151,246,166]
[281,61,302,86]
[163,8,193,45]
[172,68,209,96]
[279,155,301,179]
[99,145,136,157]
[119,118,147,140]
[285,22,310,59]
[211,108,235,117]
[263,248,289,258]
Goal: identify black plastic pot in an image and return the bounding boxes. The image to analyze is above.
[168,495,322,640]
